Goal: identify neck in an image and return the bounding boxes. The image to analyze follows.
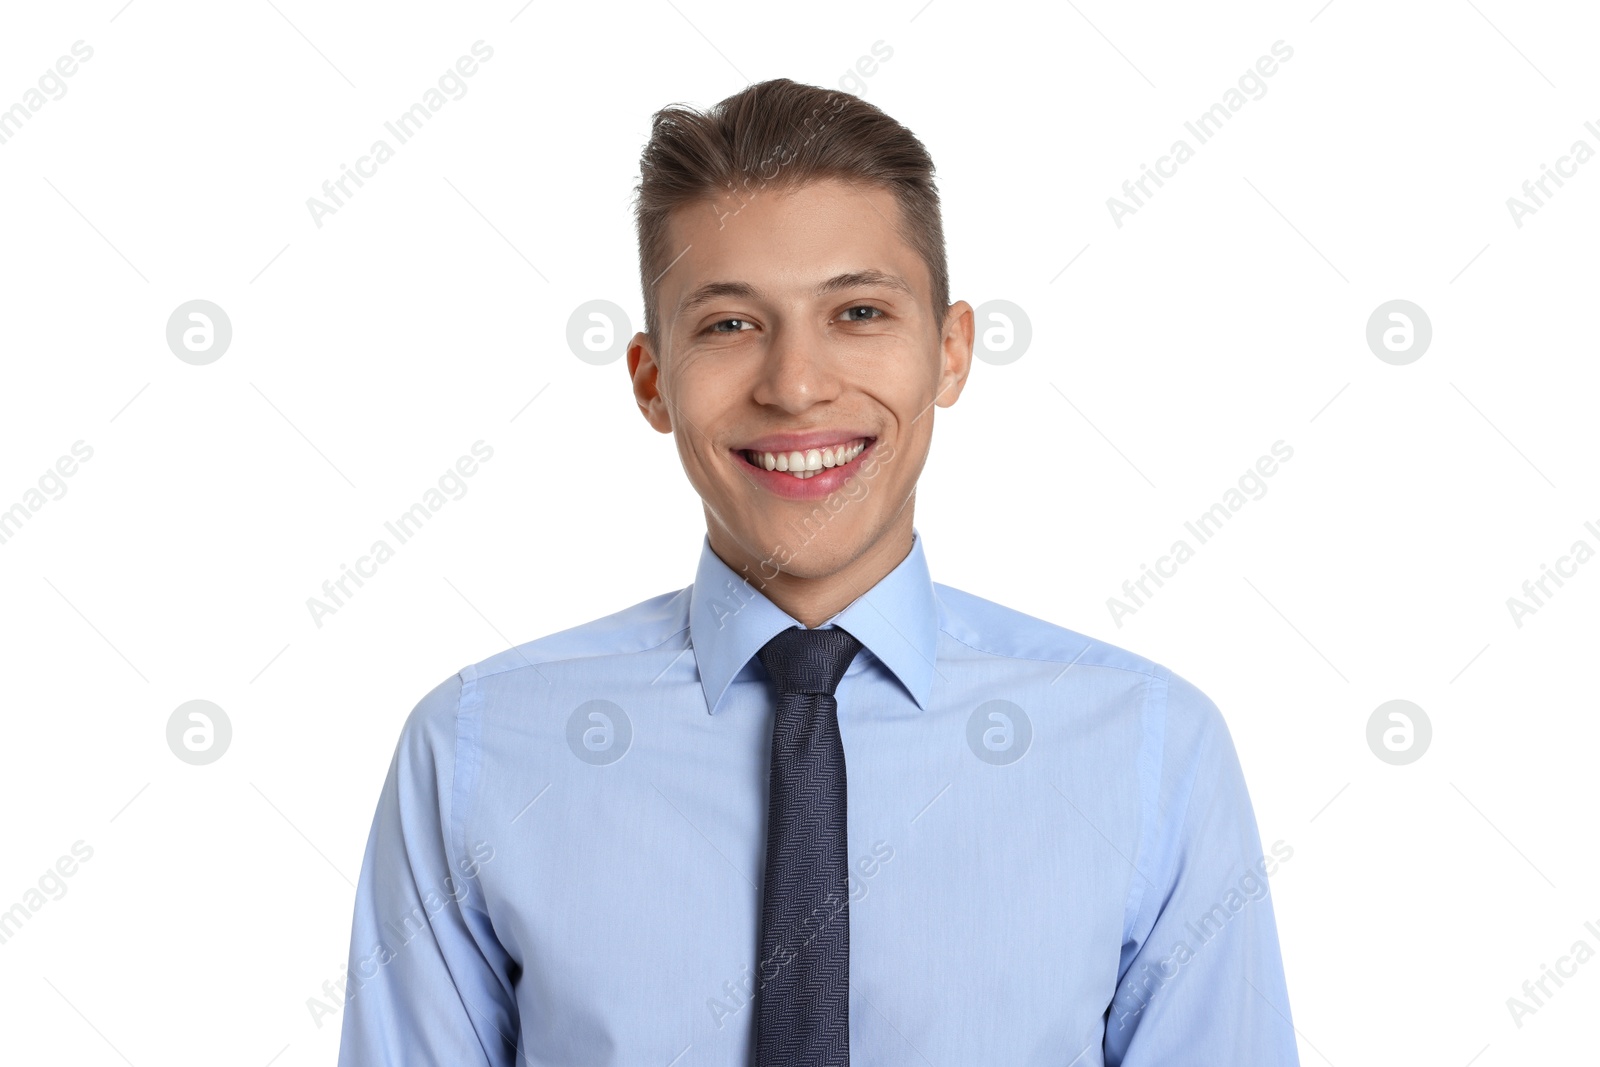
[706,508,915,628]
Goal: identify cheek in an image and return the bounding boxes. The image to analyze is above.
[673,357,751,417]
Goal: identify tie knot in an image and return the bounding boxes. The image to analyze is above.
[756,625,863,697]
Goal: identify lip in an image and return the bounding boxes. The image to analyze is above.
[729,437,879,501]
[736,429,877,453]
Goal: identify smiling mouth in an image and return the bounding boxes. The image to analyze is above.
[739,437,873,479]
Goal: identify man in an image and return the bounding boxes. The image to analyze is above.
[336,78,1300,1065]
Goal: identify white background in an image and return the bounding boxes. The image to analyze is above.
[2,0,1597,1063]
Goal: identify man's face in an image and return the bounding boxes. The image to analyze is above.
[628,176,972,582]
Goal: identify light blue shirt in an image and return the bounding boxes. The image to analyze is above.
[336,527,1299,1065]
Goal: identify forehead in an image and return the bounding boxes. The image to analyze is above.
[656,177,925,321]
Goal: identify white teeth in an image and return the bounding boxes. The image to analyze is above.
[745,438,868,479]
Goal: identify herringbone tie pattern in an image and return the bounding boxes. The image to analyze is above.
[753,624,862,1067]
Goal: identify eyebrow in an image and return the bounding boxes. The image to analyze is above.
[676,269,914,318]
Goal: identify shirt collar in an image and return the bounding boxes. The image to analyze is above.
[687,526,939,715]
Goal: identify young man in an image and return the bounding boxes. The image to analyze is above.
[337,78,1300,1065]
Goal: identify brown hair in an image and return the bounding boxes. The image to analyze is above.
[632,77,949,344]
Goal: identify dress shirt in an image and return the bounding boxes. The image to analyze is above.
[336,526,1299,1065]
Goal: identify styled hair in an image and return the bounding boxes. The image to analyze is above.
[632,77,948,343]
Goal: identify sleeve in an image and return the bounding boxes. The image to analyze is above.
[336,672,520,1066]
[1102,670,1300,1065]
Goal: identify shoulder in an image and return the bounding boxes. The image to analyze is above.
[933,581,1227,737]
[392,585,689,748]
[463,585,691,684]
[389,671,466,773]
[934,581,1171,680]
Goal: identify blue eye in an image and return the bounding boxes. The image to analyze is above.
[842,306,884,322]
[709,318,751,333]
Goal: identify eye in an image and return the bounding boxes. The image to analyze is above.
[708,318,754,333]
[840,305,884,322]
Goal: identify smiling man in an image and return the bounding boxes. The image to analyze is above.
[336,78,1300,1066]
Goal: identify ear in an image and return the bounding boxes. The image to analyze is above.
[934,300,975,408]
[627,331,674,433]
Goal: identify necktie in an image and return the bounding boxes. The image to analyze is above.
[753,624,863,1066]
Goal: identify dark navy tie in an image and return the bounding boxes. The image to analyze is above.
[753,624,863,1066]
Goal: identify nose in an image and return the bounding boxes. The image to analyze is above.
[750,319,843,412]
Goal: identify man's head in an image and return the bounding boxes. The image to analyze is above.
[626,78,972,601]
